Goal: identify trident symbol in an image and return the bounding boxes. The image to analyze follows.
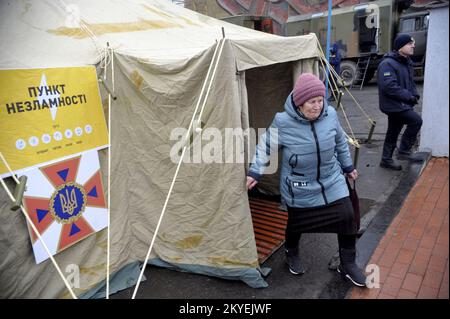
[59,188,78,215]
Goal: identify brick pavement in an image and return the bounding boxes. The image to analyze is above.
[349,157,449,299]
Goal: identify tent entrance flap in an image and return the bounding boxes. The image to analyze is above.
[246,62,293,195]
[245,62,294,263]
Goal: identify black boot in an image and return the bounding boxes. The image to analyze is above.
[356,227,366,238]
[397,150,424,162]
[337,248,367,287]
[285,247,305,275]
[398,137,424,162]
[380,143,402,170]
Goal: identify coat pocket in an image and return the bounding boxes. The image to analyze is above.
[285,175,321,206]
[286,150,316,180]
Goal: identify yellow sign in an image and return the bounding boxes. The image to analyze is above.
[0,67,108,176]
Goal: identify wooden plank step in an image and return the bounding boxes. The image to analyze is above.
[252,221,286,235]
[250,197,287,264]
[252,213,287,225]
[254,227,285,240]
[254,232,281,245]
[250,207,288,220]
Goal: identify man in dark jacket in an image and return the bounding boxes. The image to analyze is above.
[377,33,423,170]
[330,43,341,75]
[329,43,341,101]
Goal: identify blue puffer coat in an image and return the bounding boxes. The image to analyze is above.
[248,94,354,208]
[377,51,420,114]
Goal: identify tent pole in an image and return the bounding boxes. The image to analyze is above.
[132,37,226,299]
[106,42,113,299]
[325,0,332,99]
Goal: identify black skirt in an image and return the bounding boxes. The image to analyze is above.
[286,196,357,235]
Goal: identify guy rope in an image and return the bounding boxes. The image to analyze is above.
[316,39,377,168]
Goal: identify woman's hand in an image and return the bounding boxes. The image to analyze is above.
[346,169,358,181]
[246,176,258,190]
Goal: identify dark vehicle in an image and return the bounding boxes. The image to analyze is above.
[286,0,428,86]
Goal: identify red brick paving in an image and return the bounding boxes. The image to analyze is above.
[349,157,449,299]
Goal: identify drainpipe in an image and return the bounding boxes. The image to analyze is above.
[326,0,332,99]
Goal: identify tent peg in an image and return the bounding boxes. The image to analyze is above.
[11,175,27,211]
[335,90,343,110]
[365,120,377,144]
[353,145,360,169]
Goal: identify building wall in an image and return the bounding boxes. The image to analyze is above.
[419,6,449,157]
[185,0,444,35]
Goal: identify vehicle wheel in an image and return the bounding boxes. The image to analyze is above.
[339,60,357,87]
[318,65,340,86]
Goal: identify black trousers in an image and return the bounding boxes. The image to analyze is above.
[385,109,423,151]
[285,197,357,249]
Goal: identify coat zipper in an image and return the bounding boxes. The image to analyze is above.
[310,122,328,205]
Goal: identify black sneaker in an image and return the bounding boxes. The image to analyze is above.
[285,248,305,275]
[337,264,367,287]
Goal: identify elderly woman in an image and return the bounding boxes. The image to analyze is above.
[246,73,366,287]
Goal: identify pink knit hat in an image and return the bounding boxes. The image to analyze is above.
[292,73,326,107]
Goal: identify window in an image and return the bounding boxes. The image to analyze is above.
[415,17,422,31]
[400,18,415,32]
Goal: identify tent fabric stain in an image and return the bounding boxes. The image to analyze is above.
[175,234,203,249]
[130,70,144,90]
[47,19,192,39]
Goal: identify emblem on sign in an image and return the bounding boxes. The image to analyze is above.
[50,182,87,224]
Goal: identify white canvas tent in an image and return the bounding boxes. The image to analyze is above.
[0,0,320,298]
